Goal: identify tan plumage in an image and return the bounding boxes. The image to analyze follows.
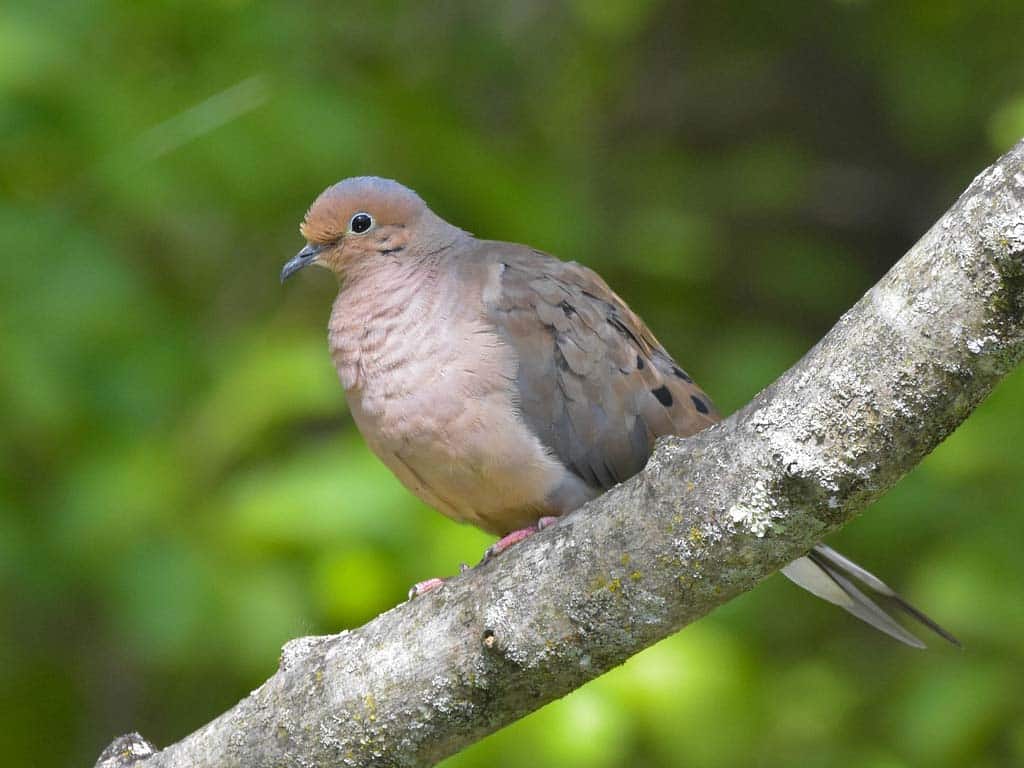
[282,176,958,647]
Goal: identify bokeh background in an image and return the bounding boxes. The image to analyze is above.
[3,2,1024,766]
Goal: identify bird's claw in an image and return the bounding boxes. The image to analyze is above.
[407,577,445,600]
[411,518,562,598]
[478,516,561,565]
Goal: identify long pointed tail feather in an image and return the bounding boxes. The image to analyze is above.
[781,544,960,649]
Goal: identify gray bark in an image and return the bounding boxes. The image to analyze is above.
[96,138,1024,768]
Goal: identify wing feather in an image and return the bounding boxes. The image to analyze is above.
[480,242,718,493]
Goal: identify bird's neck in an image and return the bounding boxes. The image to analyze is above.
[328,251,448,391]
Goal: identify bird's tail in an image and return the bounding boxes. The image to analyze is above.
[781,544,960,649]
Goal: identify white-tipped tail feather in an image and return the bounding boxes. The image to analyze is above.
[781,544,960,648]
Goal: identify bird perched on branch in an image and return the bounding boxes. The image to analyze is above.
[282,176,958,648]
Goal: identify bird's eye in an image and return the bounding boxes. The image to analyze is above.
[349,212,373,234]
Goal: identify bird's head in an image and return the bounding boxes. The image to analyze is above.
[281,176,459,283]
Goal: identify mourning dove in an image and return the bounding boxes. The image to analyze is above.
[282,176,958,648]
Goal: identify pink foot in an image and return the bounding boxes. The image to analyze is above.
[407,577,445,600]
[480,516,561,564]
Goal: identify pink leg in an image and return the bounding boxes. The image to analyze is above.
[407,577,445,600]
[480,516,561,564]
[409,517,562,597]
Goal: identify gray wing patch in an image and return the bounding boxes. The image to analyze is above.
[482,244,718,494]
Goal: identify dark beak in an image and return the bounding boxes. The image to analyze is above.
[281,244,322,283]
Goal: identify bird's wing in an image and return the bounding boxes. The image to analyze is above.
[479,242,719,492]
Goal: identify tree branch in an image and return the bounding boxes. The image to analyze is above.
[96,139,1024,768]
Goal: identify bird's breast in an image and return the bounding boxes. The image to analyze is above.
[328,282,572,535]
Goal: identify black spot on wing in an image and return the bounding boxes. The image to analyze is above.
[559,300,576,317]
[608,316,643,348]
[690,394,709,414]
[652,385,673,407]
[672,366,692,382]
[636,355,645,370]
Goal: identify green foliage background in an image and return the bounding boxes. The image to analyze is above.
[3,2,1024,766]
